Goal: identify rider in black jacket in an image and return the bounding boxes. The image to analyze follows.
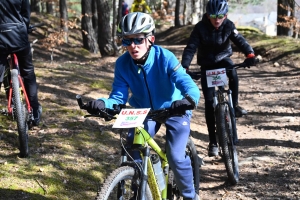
[0,0,42,126]
[181,0,256,157]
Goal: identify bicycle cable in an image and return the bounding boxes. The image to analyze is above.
[120,132,143,173]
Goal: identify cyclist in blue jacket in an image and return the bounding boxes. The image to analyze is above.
[181,0,256,157]
[0,0,42,126]
[86,12,200,200]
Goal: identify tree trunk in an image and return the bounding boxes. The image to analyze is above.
[183,0,193,25]
[92,0,98,40]
[82,0,99,54]
[201,0,209,16]
[174,0,181,26]
[277,0,295,36]
[190,0,200,25]
[112,0,116,39]
[31,0,41,13]
[117,0,123,26]
[97,0,114,56]
[60,0,69,43]
[46,1,55,15]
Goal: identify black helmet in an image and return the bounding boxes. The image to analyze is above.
[206,0,228,15]
[117,12,155,37]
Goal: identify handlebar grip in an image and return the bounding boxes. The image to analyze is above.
[256,55,262,63]
[76,95,84,109]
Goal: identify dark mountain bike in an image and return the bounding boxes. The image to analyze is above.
[76,95,200,200]
[0,23,45,158]
[188,58,260,185]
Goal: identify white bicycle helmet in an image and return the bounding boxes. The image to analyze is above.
[206,0,228,15]
[117,12,155,37]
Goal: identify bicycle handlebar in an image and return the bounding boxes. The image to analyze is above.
[76,95,172,123]
[187,56,261,80]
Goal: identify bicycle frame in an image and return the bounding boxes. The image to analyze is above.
[213,86,233,109]
[4,53,32,116]
[212,85,238,145]
[128,125,169,200]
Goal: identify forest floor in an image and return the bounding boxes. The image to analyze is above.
[0,14,300,200]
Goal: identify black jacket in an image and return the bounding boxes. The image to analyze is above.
[0,0,31,53]
[181,14,254,69]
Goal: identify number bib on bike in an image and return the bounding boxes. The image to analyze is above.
[206,68,228,88]
[112,108,150,128]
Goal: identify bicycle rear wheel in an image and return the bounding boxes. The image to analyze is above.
[167,137,200,199]
[216,103,239,185]
[95,166,153,200]
[11,69,29,158]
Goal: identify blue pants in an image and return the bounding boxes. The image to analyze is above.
[127,114,195,199]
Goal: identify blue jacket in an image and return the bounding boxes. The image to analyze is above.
[100,45,200,111]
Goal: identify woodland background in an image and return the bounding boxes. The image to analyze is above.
[29,0,300,58]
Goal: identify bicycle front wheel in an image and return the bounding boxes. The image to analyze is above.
[11,69,29,158]
[95,166,153,200]
[216,103,239,185]
[167,137,200,199]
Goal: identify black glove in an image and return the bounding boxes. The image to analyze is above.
[187,70,201,80]
[170,98,194,115]
[243,57,256,68]
[86,100,105,115]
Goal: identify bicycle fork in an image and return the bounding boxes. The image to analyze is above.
[213,89,238,144]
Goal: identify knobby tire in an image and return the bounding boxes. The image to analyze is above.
[167,137,200,199]
[95,166,152,200]
[11,69,29,158]
[216,103,239,185]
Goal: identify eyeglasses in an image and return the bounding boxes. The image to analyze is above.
[209,14,226,19]
[122,37,146,46]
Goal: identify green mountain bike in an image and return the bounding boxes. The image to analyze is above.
[76,95,200,200]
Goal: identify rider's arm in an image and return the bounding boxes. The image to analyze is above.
[21,0,31,29]
[181,22,201,70]
[229,23,254,57]
[168,54,200,106]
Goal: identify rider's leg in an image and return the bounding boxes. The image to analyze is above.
[219,57,247,117]
[16,45,42,125]
[0,55,10,98]
[0,55,6,91]
[165,114,195,199]
[225,58,247,117]
[201,70,218,156]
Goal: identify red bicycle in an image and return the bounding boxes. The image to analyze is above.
[1,23,44,158]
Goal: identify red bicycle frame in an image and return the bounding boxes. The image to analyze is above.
[7,53,32,115]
